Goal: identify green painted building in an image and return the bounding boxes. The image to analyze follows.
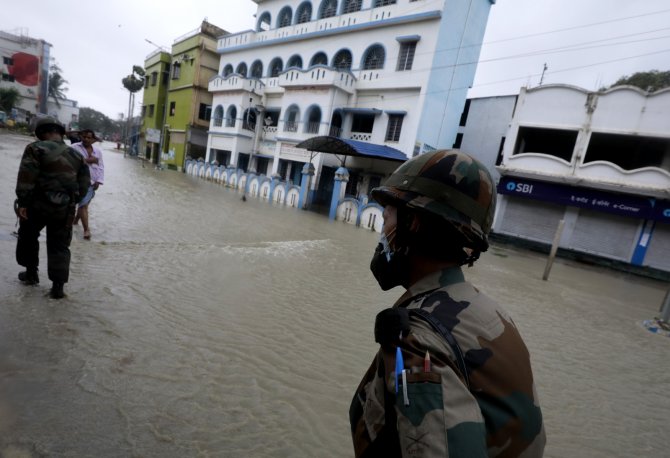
[140,50,171,163]
[160,21,225,171]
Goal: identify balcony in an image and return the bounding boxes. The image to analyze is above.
[209,75,265,93]
[278,68,356,94]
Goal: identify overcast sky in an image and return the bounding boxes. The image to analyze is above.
[1,0,669,119]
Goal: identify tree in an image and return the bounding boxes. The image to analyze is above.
[121,65,146,93]
[48,62,69,107]
[607,70,670,92]
[79,107,123,138]
[0,88,20,112]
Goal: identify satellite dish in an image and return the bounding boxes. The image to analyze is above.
[264,116,273,126]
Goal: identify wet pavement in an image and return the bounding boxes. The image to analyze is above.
[0,132,668,457]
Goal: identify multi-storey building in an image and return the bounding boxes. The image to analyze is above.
[0,29,51,121]
[204,0,496,207]
[494,84,670,275]
[140,50,171,163]
[153,21,227,170]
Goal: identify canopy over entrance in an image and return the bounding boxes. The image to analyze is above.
[295,136,407,162]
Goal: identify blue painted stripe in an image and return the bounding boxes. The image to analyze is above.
[217,11,442,54]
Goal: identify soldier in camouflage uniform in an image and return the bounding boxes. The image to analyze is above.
[15,117,90,299]
[350,150,545,457]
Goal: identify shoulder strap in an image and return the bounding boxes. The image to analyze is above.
[409,308,470,390]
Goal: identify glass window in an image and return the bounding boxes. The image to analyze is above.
[226,106,237,127]
[250,60,263,78]
[236,62,248,77]
[172,63,181,79]
[269,58,283,77]
[332,49,352,70]
[278,7,293,28]
[223,64,233,77]
[385,114,404,142]
[310,52,328,67]
[295,2,312,24]
[396,42,416,71]
[363,45,385,70]
[213,105,224,127]
[287,55,303,69]
[342,0,362,13]
[319,0,338,19]
[199,103,212,122]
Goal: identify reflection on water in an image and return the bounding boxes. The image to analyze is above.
[0,134,668,457]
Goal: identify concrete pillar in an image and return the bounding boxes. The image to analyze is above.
[329,166,349,220]
[298,162,315,210]
[269,174,281,203]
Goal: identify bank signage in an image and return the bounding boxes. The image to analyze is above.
[498,176,658,220]
[652,201,670,223]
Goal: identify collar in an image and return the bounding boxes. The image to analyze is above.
[393,266,465,308]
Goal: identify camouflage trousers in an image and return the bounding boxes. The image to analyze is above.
[16,206,74,283]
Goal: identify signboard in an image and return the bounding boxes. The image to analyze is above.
[146,128,161,143]
[497,176,657,220]
[652,200,670,223]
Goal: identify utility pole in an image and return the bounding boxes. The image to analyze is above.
[539,63,548,86]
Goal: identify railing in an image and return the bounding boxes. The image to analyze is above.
[329,126,342,137]
[284,121,298,132]
[305,122,321,134]
[350,132,372,141]
[242,120,256,132]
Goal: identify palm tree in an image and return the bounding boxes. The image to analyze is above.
[48,62,68,107]
[121,65,145,155]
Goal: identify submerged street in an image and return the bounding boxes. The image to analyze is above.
[0,132,668,457]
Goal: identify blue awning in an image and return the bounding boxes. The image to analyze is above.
[295,136,408,162]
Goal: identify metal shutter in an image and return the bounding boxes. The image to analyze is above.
[645,223,670,272]
[498,197,565,244]
[568,209,640,261]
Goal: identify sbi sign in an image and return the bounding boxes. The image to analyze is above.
[506,181,534,194]
[664,208,670,218]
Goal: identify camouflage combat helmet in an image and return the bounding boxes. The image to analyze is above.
[371,149,496,250]
[34,116,65,137]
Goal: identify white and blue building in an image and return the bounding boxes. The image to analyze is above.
[191,0,496,230]
[493,84,670,275]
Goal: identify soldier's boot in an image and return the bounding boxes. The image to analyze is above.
[18,268,39,285]
[50,282,65,299]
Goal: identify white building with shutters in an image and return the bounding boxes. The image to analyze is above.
[493,84,670,275]
[203,0,496,210]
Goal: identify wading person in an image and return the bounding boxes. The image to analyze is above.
[15,117,90,299]
[350,150,545,457]
[71,128,104,240]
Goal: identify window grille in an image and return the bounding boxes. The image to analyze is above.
[278,7,292,28]
[332,50,352,70]
[296,3,312,23]
[374,0,396,6]
[319,0,338,19]
[236,63,247,77]
[310,52,328,67]
[363,45,385,70]
[342,0,362,13]
[385,115,404,142]
[250,61,263,78]
[270,58,283,77]
[287,55,303,69]
[396,42,416,71]
[223,64,233,77]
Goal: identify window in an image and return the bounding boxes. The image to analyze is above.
[213,105,224,127]
[149,105,155,117]
[513,126,577,162]
[257,12,271,31]
[226,106,237,127]
[250,60,263,78]
[362,44,385,70]
[396,41,417,71]
[310,52,328,67]
[162,68,170,85]
[199,103,212,122]
[459,99,471,126]
[319,0,338,19]
[287,55,303,69]
[144,77,149,89]
[295,2,312,24]
[585,133,670,172]
[223,64,233,77]
[452,132,463,149]
[172,63,181,79]
[150,71,157,86]
[3,57,13,65]
[277,7,293,28]
[385,114,404,142]
[236,62,248,77]
[284,106,300,132]
[269,58,283,77]
[2,73,15,82]
[304,106,322,134]
[332,49,352,70]
[242,108,256,131]
[351,114,374,133]
[374,0,396,6]
[169,101,176,116]
[141,106,147,117]
[342,0,362,13]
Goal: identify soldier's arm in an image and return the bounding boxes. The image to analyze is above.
[395,330,488,457]
[15,144,40,207]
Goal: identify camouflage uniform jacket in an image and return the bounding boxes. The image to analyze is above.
[16,140,90,211]
[350,267,545,457]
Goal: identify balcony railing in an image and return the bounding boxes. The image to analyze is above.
[329,126,342,137]
[305,122,321,134]
[350,132,372,141]
[284,121,298,132]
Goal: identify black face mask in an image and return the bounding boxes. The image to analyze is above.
[369,231,410,291]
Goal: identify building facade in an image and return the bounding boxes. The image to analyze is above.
[0,29,51,121]
[140,50,171,162]
[204,0,496,208]
[494,84,670,274]
[153,21,227,170]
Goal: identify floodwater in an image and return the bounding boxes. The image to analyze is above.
[0,132,668,458]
